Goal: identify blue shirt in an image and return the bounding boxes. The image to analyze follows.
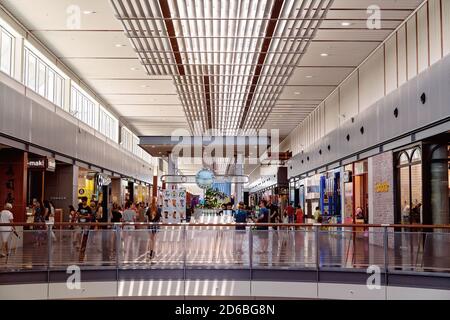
[234,209,247,223]
[257,208,269,230]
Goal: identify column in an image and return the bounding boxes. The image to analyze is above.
[430,145,449,225]
[0,149,28,222]
[429,144,449,261]
[235,154,244,204]
[111,178,122,206]
[44,164,79,222]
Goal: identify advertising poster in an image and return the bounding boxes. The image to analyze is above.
[162,188,186,222]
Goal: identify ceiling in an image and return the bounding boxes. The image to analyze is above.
[0,0,425,178]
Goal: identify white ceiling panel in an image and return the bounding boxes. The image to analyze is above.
[113,105,185,117]
[314,29,392,41]
[104,94,181,105]
[87,79,178,95]
[298,41,380,67]
[325,9,415,20]
[31,31,135,58]
[330,0,424,10]
[279,86,336,100]
[61,58,149,79]
[287,67,354,86]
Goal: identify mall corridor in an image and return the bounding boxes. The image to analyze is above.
[0,0,449,300]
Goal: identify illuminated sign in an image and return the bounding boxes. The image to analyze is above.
[28,157,56,171]
[47,157,56,172]
[28,159,46,170]
[375,182,390,193]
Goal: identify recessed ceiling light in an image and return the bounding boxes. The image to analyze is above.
[305,75,313,78]
[320,53,329,57]
[115,44,126,47]
[83,11,96,15]
[294,92,301,95]
[341,21,352,27]
[141,84,149,88]
[130,67,139,71]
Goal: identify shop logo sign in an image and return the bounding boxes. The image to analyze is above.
[66,265,81,290]
[366,265,381,290]
[28,159,45,169]
[375,182,389,193]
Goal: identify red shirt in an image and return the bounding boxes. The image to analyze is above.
[286,205,295,217]
[296,208,304,223]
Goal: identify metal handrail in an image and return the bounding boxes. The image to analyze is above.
[2,222,450,229]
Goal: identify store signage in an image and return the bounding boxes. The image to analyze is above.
[28,159,46,170]
[47,157,56,172]
[28,157,56,172]
[375,182,390,193]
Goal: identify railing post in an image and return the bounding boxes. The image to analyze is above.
[314,224,320,273]
[183,223,187,280]
[115,224,121,270]
[248,224,253,270]
[47,222,52,270]
[382,224,389,288]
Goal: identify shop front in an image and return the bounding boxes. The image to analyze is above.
[320,169,341,224]
[395,133,450,226]
[77,168,96,205]
[342,159,369,224]
[0,146,27,222]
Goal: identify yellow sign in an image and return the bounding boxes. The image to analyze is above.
[375,182,389,193]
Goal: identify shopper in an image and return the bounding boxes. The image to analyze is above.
[314,206,322,223]
[255,200,270,254]
[49,201,56,222]
[232,202,247,254]
[68,205,77,224]
[269,201,279,231]
[95,201,104,222]
[111,203,122,223]
[89,201,98,222]
[295,204,304,226]
[69,204,81,247]
[0,203,16,258]
[78,197,93,222]
[138,202,146,224]
[77,196,93,261]
[122,202,136,229]
[284,202,295,224]
[146,202,161,260]
[33,200,46,246]
[43,200,51,221]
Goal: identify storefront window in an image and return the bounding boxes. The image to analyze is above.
[396,147,422,224]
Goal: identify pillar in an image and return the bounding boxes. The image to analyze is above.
[111,177,122,206]
[235,154,244,204]
[0,149,28,222]
[430,145,449,225]
[44,164,79,222]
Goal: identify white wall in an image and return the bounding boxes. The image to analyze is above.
[359,47,385,111]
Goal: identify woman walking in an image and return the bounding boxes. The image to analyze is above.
[146,202,161,261]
